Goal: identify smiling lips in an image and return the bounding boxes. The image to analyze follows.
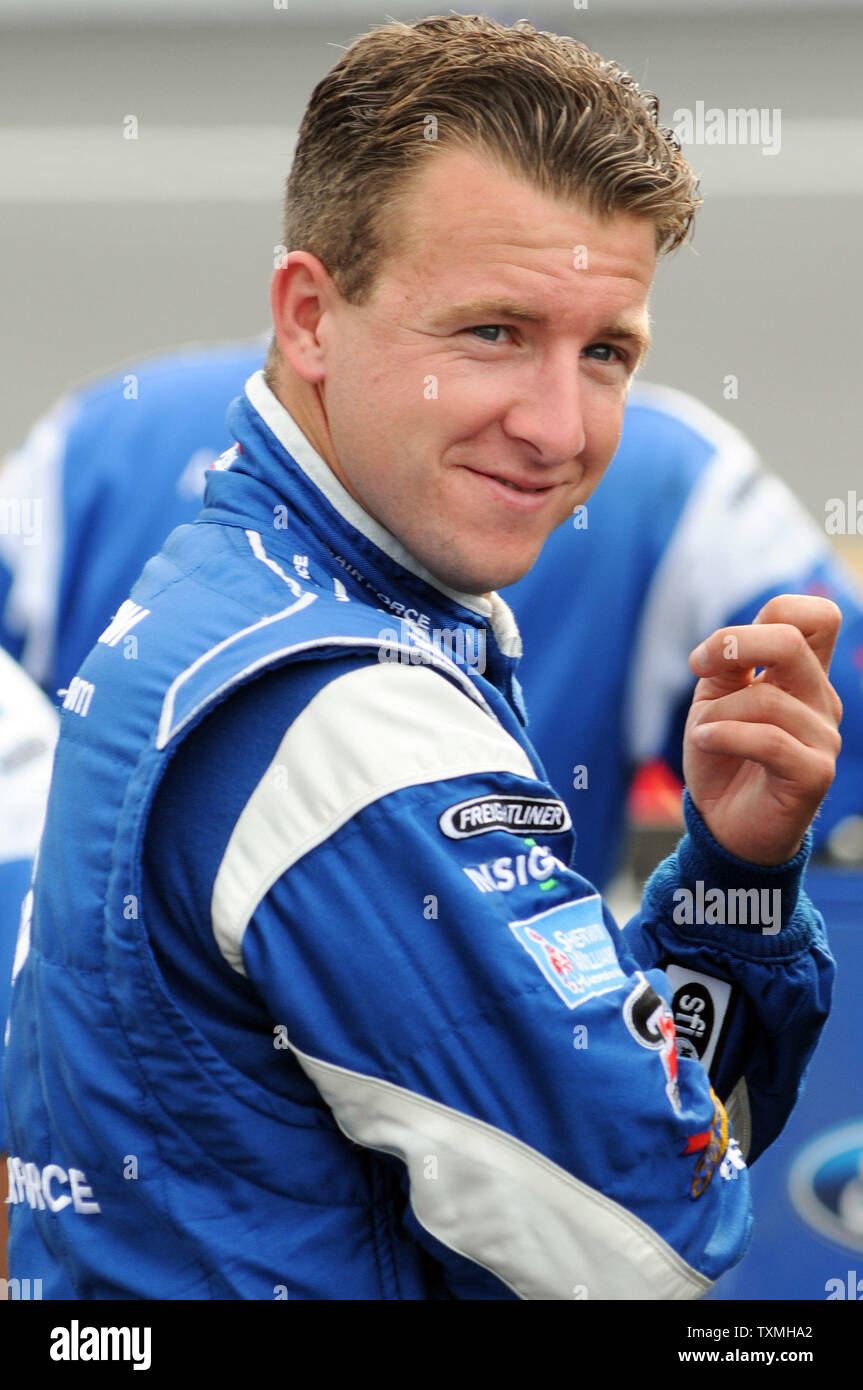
[463,465,558,505]
[496,477,549,494]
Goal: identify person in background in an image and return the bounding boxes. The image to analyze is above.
[0,648,57,1283]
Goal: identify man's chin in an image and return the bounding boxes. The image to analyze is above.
[431,549,544,600]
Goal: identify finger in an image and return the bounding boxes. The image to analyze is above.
[690,622,837,716]
[689,681,842,758]
[753,594,843,677]
[688,719,836,800]
[690,661,843,729]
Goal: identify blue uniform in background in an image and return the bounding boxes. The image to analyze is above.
[3,373,834,1298]
[0,651,57,1152]
[1,340,861,891]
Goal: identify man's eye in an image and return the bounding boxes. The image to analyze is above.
[584,343,626,364]
[468,325,512,344]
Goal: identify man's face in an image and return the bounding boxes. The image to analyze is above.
[313,146,657,595]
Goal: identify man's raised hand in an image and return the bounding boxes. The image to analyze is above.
[683,595,843,865]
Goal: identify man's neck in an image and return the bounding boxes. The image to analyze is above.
[271,369,341,488]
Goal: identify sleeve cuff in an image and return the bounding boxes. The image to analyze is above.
[641,789,819,957]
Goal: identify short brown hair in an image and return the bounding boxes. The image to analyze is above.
[267,14,699,375]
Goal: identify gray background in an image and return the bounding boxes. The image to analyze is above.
[1,1,861,535]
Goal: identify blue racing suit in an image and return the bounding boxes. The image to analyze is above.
[3,371,834,1299]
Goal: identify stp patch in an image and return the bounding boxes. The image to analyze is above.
[623,973,681,1116]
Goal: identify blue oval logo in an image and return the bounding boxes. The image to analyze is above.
[788,1121,863,1254]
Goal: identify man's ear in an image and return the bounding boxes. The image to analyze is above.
[270,252,334,385]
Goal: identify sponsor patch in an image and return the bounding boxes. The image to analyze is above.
[508,895,627,1010]
[462,839,566,894]
[623,973,681,1115]
[440,794,571,840]
[685,1088,731,1198]
[661,963,734,1075]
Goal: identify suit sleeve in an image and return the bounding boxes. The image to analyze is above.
[623,790,833,1167]
[211,659,833,1300]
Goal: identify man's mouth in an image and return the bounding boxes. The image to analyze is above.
[496,478,549,494]
[455,464,567,518]
[464,466,555,496]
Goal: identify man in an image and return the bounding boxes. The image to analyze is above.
[2,348,861,890]
[3,15,840,1299]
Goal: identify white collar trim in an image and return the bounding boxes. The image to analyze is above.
[244,370,522,658]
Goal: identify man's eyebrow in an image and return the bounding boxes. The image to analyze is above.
[430,299,651,363]
[430,298,544,326]
[601,318,652,366]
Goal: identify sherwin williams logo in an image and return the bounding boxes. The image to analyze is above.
[439,794,572,839]
[508,895,627,1011]
[788,1122,863,1254]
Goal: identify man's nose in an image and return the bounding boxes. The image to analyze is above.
[502,353,587,464]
